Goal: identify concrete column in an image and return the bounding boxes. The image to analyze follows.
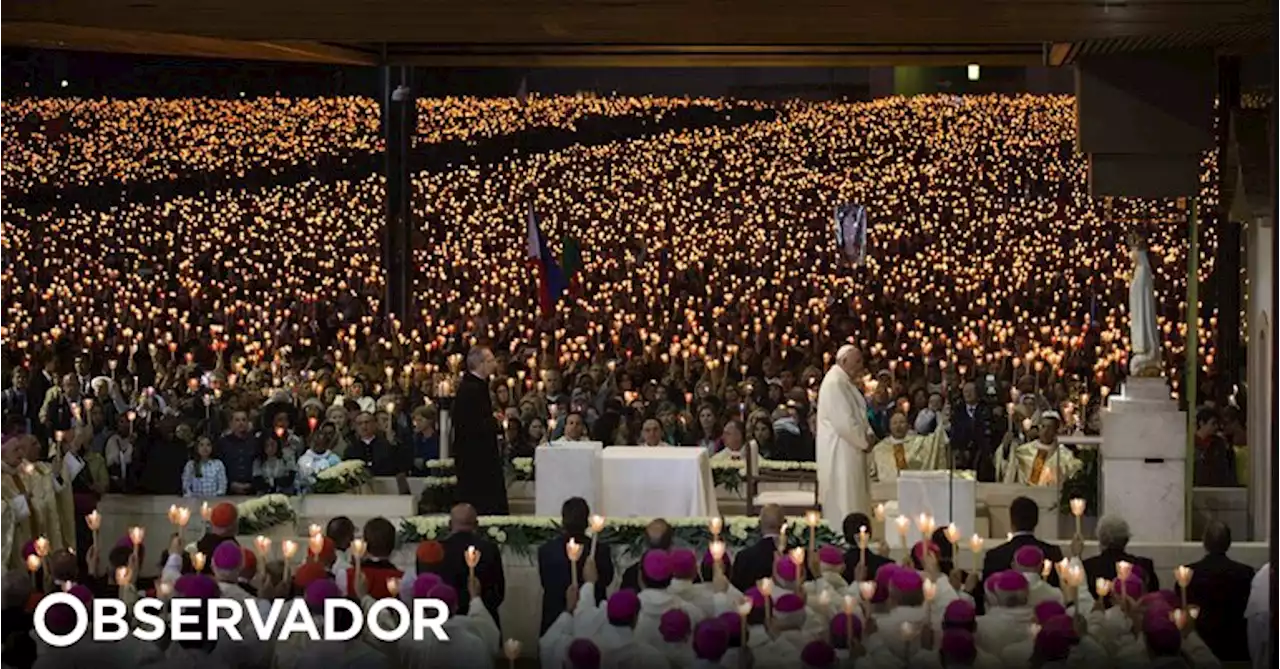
[1245,216,1274,540]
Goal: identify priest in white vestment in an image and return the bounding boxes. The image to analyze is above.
[817,345,873,525]
[999,412,1082,487]
[869,411,949,483]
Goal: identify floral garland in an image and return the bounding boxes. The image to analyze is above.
[420,457,814,492]
[236,494,296,535]
[311,460,372,494]
[398,514,843,559]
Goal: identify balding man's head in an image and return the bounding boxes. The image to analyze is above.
[49,550,77,583]
[645,518,674,550]
[450,503,478,533]
[759,504,786,534]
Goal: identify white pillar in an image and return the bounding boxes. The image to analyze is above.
[1245,216,1274,540]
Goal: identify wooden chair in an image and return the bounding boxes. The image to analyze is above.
[744,444,821,517]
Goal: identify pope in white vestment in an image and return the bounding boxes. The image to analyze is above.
[869,412,949,483]
[817,346,873,524]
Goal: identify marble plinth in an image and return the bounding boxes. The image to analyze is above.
[1101,378,1187,541]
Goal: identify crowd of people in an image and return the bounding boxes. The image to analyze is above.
[0,93,1248,523]
[1,497,1269,668]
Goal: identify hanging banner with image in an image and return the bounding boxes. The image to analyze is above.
[834,203,868,267]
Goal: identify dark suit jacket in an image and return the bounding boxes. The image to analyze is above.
[978,533,1063,613]
[344,435,409,477]
[452,374,508,514]
[537,534,614,634]
[1083,548,1159,600]
[620,562,642,592]
[950,403,994,480]
[438,531,505,630]
[843,548,894,582]
[1181,553,1255,662]
[731,538,784,593]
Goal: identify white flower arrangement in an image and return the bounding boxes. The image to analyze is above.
[711,459,817,473]
[312,460,371,494]
[422,476,457,488]
[235,494,296,534]
[315,460,365,481]
[398,513,841,556]
[425,458,455,469]
[511,457,533,475]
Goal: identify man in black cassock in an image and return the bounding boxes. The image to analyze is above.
[452,345,509,514]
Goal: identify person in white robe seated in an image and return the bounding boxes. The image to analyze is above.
[999,603,1107,669]
[565,639,602,669]
[1000,411,1083,486]
[975,571,1034,655]
[33,583,163,669]
[709,419,756,463]
[1110,593,1223,669]
[692,619,732,669]
[597,589,668,668]
[1009,544,1066,607]
[765,593,811,657]
[804,546,848,600]
[635,550,706,644]
[934,601,1003,669]
[295,583,388,669]
[800,640,838,669]
[657,609,695,666]
[869,411,949,483]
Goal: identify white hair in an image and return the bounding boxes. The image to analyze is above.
[465,346,491,372]
[836,345,858,364]
[1096,514,1131,551]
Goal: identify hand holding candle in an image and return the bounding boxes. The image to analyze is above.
[566,539,583,588]
[895,515,910,552]
[709,540,726,578]
[968,534,984,572]
[465,545,480,580]
[128,527,144,558]
[200,502,211,522]
[1175,565,1192,609]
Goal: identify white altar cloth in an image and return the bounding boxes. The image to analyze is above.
[534,442,603,516]
[600,447,719,519]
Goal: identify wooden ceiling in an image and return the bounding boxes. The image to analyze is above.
[3,0,1273,66]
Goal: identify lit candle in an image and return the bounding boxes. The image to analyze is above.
[25,554,40,586]
[895,516,910,552]
[175,507,191,528]
[191,551,206,572]
[465,546,480,580]
[757,578,774,627]
[386,577,401,598]
[944,523,961,557]
[1069,498,1086,538]
[804,510,821,556]
[874,504,886,523]
[503,639,522,669]
[589,514,605,558]
[1175,566,1193,609]
[128,527,144,558]
[1094,577,1111,598]
[709,540,726,578]
[309,523,323,538]
[709,516,723,539]
[736,598,752,643]
[566,539,583,589]
[968,534,984,572]
[309,533,324,561]
[857,525,869,570]
[788,547,806,591]
[200,502,211,522]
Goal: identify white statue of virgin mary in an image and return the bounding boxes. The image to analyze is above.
[1127,232,1162,376]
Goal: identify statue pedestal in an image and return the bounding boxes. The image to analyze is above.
[1101,378,1186,541]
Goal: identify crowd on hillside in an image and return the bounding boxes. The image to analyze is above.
[0,94,1247,509]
